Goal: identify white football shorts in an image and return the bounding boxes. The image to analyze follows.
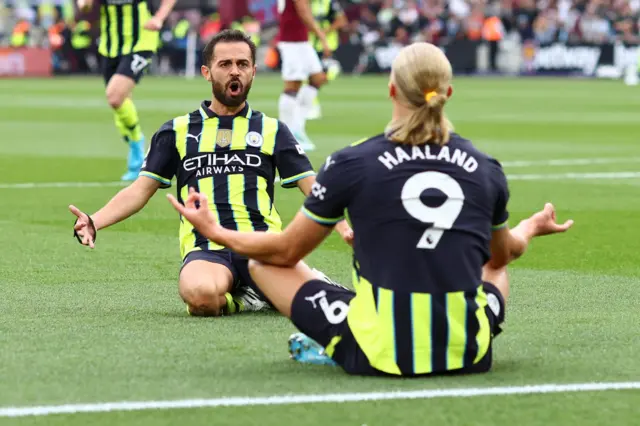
[277,41,324,82]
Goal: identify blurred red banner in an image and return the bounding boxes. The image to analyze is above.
[0,48,53,77]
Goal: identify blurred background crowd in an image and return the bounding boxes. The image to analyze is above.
[1,0,638,75]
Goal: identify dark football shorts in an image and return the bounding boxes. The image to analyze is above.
[181,248,267,299]
[101,51,153,85]
[290,279,505,376]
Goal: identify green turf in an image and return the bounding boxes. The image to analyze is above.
[0,75,639,425]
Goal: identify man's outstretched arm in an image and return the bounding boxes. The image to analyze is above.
[70,176,161,247]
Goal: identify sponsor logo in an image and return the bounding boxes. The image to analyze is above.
[532,44,601,75]
[182,153,263,178]
[311,182,327,200]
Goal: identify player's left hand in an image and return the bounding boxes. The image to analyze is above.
[530,203,574,237]
[335,220,354,246]
[143,16,163,31]
[167,188,218,236]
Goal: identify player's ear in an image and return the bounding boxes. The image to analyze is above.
[389,82,396,99]
[201,65,211,82]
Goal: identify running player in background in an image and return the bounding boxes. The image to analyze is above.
[77,0,177,181]
[168,42,574,376]
[277,0,332,151]
[69,30,353,318]
[306,0,348,120]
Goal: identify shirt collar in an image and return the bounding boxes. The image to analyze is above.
[199,100,252,120]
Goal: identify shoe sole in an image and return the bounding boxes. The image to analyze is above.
[288,333,307,361]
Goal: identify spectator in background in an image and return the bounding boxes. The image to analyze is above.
[393,24,411,44]
[388,0,429,39]
[533,7,560,44]
[498,0,514,34]
[579,1,611,43]
[449,0,470,22]
[612,0,640,44]
[464,3,485,42]
[416,0,446,45]
[513,0,538,43]
[354,4,383,47]
[5,0,637,77]
[483,4,505,72]
[70,17,94,73]
[200,13,222,44]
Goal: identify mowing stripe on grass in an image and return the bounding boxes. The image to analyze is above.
[1,382,638,418]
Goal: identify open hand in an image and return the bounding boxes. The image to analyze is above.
[167,187,218,236]
[69,204,96,248]
[530,203,574,237]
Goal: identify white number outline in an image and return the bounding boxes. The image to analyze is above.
[401,171,465,249]
[130,54,149,75]
[277,0,286,13]
[305,290,349,325]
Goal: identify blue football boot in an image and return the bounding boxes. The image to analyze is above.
[121,136,145,181]
[288,332,337,366]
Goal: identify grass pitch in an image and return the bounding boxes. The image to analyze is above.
[0,74,639,425]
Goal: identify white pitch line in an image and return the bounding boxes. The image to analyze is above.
[0,181,127,189]
[507,171,640,180]
[1,171,639,190]
[500,157,640,167]
[1,381,638,418]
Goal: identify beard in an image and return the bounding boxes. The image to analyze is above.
[212,77,253,108]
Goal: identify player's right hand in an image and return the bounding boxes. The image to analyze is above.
[167,188,219,237]
[69,205,96,248]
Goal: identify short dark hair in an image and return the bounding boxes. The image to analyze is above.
[202,29,257,67]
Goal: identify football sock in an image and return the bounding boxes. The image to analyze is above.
[221,292,244,315]
[114,98,143,142]
[114,116,129,143]
[279,91,302,134]
[298,85,318,109]
[297,85,318,132]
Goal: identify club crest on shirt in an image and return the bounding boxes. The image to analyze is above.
[216,129,232,148]
[245,131,264,148]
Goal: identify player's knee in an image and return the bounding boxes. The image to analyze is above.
[105,87,125,109]
[283,81,302,93]
[178,278,223,312]
[309,74,326,89]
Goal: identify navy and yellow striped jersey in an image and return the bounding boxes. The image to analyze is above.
[98,0,159,58]
[141,101,315,259]
[302,133,510,375]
